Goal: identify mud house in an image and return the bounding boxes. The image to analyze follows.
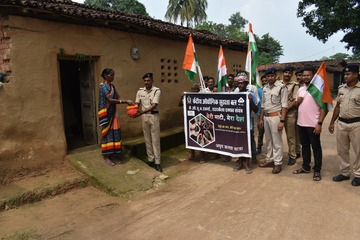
[0,0,248,183]
[258,60,348,93]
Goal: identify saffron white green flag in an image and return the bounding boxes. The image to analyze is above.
[307,61,333,113]
[245,23,261,88]
[217,46,227,92]
[182,34,197,82]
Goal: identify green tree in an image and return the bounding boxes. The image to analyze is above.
[320,56,331,61]
[226,12,248,40]
[320,53,351,61]
[165,0,208,27]
[196,12,248,40]
[329,53,351,60]
[193,0,208,26]
[297,0,360,52]
[196,21,227,36]
[228,12,248,29]
[257,33,283,64]
[84,0,149,16]
[350,49,360,60]
[320,52,360,60]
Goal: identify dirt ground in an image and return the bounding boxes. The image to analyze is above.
[1,118,360,240]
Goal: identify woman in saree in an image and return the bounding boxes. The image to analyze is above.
[98,68,133,166]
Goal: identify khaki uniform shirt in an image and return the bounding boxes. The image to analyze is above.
[262,81,288,113]
[336,82,360,118]
[135,86,161,111]
[281,80,299,112]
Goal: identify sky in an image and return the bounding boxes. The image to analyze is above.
[73,0,352,63]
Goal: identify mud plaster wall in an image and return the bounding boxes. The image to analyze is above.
[0,15,246,184]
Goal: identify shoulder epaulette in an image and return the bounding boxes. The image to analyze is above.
[274,81,282,87]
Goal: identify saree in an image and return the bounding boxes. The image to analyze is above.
[98,82,122,156]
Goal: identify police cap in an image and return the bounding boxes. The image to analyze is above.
[343,65,359,73]
[282,66,294,72]
[264,67,277,75]
[142,72,153,79]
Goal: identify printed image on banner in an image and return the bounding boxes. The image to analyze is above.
[183,92,251,157]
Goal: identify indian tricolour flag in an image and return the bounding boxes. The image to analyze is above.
[182,34,197,82]
[217,46,227,92]
[245,23,261,88]
[307,61,333,112]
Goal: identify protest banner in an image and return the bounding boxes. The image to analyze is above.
[183,92,251,157]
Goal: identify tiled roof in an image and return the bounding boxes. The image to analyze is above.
[0,0,247,51]
[258,60,346,73]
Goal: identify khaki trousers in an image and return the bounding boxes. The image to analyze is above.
[285,111,299,159]
[336,121,360,177]
[264,116,283,165]
[142,114,161,164]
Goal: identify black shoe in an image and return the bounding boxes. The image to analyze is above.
[272,165,282,174]
[296,153,301,159]
[313,172,321,181]
[333,174,350,182]
[288,157,296,166]
[154,164,163,172]
[351,177,360,186]
[147,161,155,168]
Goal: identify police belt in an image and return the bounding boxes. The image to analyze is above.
[338,117,360,124]
[144,111,159,115]
[264,112,281,117]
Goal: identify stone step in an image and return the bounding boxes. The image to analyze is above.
[0,166,89,211]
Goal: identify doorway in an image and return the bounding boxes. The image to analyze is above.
[59,59,98,150]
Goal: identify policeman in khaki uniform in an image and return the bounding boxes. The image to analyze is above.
[259,67,288,174]
[281,66,300,165]
[329,65,360,186]
[134,73,162,172]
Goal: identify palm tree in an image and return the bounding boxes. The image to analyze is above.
[193,0,207,27]
[165,0,207,28]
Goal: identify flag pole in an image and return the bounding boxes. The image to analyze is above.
[197,65,206,91]
[248,54,252,86]
[245,23,252,86]
[245,23,260,88]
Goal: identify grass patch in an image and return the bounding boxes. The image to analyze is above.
[3,229,41,240]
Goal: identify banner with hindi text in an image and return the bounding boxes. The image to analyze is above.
[183,92,251,157]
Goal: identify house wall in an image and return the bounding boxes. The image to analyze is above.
[0,16,246,183]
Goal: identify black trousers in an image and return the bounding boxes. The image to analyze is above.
[257,126,264,149]
[250,129,256,159]
[298,125,322,172]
